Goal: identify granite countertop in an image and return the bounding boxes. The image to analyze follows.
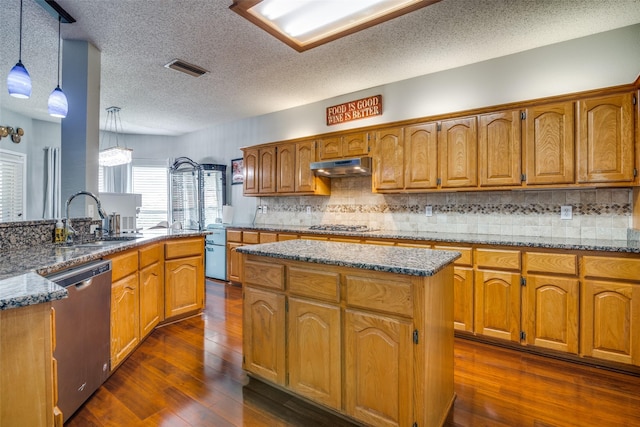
[0,229,207,311]
[228,224,640,254]
[237,239,461,277]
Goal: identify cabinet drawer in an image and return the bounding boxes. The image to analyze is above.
[260,232,278,243]
[244,259,284,290]
[165,238,203,259]
[139,243,162,269]
[345,274,413,317]
[109,250,138,281]
[476,249,520,271]
[434,245,472,266]
[227,230,242,243]
[583,256,640,281]
[526,252,577,275]
[278,233,298,241]
[288,266,340,302]
[243,231,260,244]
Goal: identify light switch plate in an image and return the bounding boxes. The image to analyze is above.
[262,205,268,214]
[425,205,433,217]
[306,206,311,215]
[87,204,94,217]
[560,205,572,220]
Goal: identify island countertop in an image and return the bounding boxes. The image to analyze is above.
[236,239,461,276]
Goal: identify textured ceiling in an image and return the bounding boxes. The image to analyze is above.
[1,0,639,136]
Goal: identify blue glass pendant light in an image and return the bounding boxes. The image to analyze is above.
[48,15,68,118]
[7,0,32,98]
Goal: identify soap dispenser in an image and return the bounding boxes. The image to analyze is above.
[55,219,65,243]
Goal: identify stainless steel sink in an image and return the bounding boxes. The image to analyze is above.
[70,235,143,248]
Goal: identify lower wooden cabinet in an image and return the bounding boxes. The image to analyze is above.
[474,269,521,342]
[243,286,285,385]
[452,267,474,332]
[344,309,414,427]
[164,238,205,320]
[288,297,341,409]
[111,271,140,368]
[139,243,164,338]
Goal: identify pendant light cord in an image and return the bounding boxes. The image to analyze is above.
[57,15,61,85]
[18,0,23,61]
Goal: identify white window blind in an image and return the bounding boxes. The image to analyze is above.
[132,164,168,229]
[0,150,26,221]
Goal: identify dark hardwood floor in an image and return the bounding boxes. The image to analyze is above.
[67,280,640,427]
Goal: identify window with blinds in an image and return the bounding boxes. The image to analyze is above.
[0,150,26,221]
[132,165,168,229]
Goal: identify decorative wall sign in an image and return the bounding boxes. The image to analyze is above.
[231,158,244,185]
[326,95,382,126]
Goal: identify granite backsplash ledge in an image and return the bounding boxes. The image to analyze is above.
[0,218,98,252]
[254,178,635,241]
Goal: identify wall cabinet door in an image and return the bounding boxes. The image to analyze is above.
[479,110,522,187]
[243,287,286,385]
[295,140,315,192]
[524,275,579,354]
[259,146,277,194]
[344,309,413,427]
[243,148,259,195]
[318,136,342,160]
[288,298,341,410]
[164,255,204,319]
[439,117,478,188]
[374,127,404,190]
[404,122,438,189]
[581,279,640,366]
[276,143,296,193]
[343,131,369,158]
[577,92,636,184]
[111,273,139,368]
[139,261,163,338]
[523,101,575,185]
[474,270,521,342]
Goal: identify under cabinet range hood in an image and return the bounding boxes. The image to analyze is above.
[310,157,372,177]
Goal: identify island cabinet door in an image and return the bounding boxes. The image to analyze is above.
[287,298,341,410]
[344,309,413,427]
[243,287,286,385]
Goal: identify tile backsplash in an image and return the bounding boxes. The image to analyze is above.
[254,177,633,240]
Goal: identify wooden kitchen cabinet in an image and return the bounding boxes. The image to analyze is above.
[109,249,140,369]
[577,92,636,184]
[318,131,369,160]
[373,126,404,190]
[288,297,341,410]
[242,146,276,195]
[164,238,205,320]
[243,286,286,385]
[474,249,521,342]
[138,243,164,338]
[276,143,295,193]
[523,252,579,354]
[581,256,640,366]
[295,139,330,195]
[243,148,259,195]
[435,245,474,332]
[438,116,478,188]
[523,101,575,185]
[405,122,438,189]
[478,109,522,187]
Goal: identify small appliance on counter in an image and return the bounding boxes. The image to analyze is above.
[205,224,227,280]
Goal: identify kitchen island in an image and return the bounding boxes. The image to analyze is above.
[237,240,460,427]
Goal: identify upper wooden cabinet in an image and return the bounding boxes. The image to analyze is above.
[373,127,404,190]
[577,92,636,184]
[405,122,438,189]
[523,101,575,185]
[439,116,478,188]
[243,141,329,196]
[479,110,522,187]
[318,131,370,160]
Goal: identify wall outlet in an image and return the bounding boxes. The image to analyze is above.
[306,206,311,215]
[425,205,433,217]
[560,205,572,220]
[262,205,268,214]
[257,206,263,214]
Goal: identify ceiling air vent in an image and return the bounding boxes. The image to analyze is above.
[164,59,208,77]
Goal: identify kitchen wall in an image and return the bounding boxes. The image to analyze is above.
[254,178,632,240]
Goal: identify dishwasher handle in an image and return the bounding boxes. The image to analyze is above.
[75,278,94,291]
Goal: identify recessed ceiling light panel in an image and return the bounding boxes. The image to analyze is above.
[164,59,208,77]
[230,0,441,52]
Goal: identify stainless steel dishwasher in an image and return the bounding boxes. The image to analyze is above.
[47,259,112,423]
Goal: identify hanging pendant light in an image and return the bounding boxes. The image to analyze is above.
[48,15,68,118]
[99,107,133,167]
[7,0,32,98]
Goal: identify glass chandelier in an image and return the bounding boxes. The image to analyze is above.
[99,107,132,167]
